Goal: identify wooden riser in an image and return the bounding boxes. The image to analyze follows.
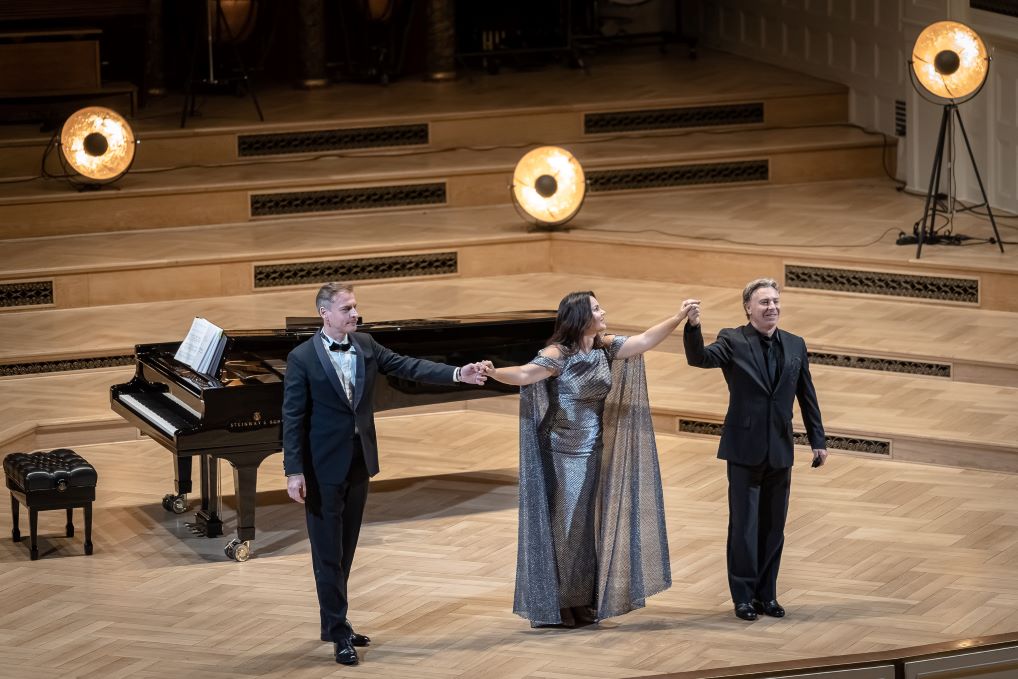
[1,273,1016,392]
[0,93,848,180]
[550,240,1018,313]
[0,132,886,239]
[3,360,1016,476]
[2,209,1015,316]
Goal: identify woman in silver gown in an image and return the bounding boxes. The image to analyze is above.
[484,291,697,627]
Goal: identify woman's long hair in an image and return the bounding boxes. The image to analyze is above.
[547,290,603,354]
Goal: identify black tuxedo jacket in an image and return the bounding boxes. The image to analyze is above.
[684,323,826,468]
[282,331,457,484]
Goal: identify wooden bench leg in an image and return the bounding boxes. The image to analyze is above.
[84,503,93,556]
[10,494,19,542]
[66,508,74,537]
[29,508,38,560]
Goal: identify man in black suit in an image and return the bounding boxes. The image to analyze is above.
[283,282,487,665]
[683,278,827,622]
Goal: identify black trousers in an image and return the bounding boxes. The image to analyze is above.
[726,460,791,604]
[306,442,370,643]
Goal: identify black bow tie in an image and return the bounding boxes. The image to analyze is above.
[329,341,352,352]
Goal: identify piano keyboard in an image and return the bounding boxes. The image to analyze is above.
[118,393,196,437]
[166,393,201,419]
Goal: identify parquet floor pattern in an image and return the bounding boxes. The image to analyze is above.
[1,412,1016,679]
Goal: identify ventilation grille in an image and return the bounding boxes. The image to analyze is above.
[895,99,907,137]
[785,265,978,303]
[588,160,769,193]
[0,281,53,308]
[238,123,429,157]
[808,352,950,378]
[678,419,890,455]
[254,252,458,288]
[0,354,133,377]
[250,183,446,217]
[584,103,764,134]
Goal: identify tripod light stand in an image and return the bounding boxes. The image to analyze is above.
[902,20,1003,258]
[180,0,265,128]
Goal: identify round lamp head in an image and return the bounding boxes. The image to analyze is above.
[911,21,988,101]
[59,107,136,183]
[511,146,585,227]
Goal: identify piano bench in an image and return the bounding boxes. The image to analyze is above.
[3,449,97,560]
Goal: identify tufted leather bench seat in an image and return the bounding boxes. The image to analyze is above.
[4,449,97,560]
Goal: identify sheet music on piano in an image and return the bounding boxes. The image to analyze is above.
[173,317,227,376]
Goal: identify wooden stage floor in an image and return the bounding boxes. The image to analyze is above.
[1,410,1017,679]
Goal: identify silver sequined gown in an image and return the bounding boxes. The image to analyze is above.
[514,335,670,625]
[531,344,614,610]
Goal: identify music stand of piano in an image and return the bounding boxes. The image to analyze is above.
[111,311,555,561]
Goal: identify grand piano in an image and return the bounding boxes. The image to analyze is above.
[111,311,555,561]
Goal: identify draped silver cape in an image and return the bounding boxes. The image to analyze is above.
[513,348,671,624]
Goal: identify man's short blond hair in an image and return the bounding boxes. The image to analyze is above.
[316,282,355,311]
[742,278,779,318]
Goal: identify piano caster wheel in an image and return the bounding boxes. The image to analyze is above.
[162,494,188,514]
[225,538,251,562]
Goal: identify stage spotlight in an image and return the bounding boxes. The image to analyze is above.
[911,21,988,102]
[511,146,586,231]
[58,107,137,189]
[901,21,1002,258]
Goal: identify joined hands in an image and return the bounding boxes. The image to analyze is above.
[684,299,702,327]
[459,361,492,385]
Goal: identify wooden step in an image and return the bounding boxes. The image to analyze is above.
[0,48,849,179]
[1,272,1016,389]
[3,341,1016,475]
[0,124,887,238]
[8,179,1014,314]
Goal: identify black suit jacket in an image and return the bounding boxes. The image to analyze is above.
[282,331,457,484]
[684,323,825,468]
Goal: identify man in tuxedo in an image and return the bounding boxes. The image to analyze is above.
[683,278,827,622]
[283,282,487,665]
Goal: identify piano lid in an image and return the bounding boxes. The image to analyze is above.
[281,310,557,334]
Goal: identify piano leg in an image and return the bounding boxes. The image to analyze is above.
[162,455,192,514]
[231,462,259,544]
[194,453,224,538]
[220,451,277,561]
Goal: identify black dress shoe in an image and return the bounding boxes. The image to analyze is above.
[351,631,371,647]
[753,599,785,618]
[734,602,758,621]
[334,639,359,665]
[571,605,598,626]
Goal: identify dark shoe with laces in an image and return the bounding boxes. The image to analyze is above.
[734,602,758,621]
[351,631,371,647]
[334,639,359,665]
[753,599,785,618]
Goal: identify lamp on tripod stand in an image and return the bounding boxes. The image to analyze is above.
[900,20,1003,258]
